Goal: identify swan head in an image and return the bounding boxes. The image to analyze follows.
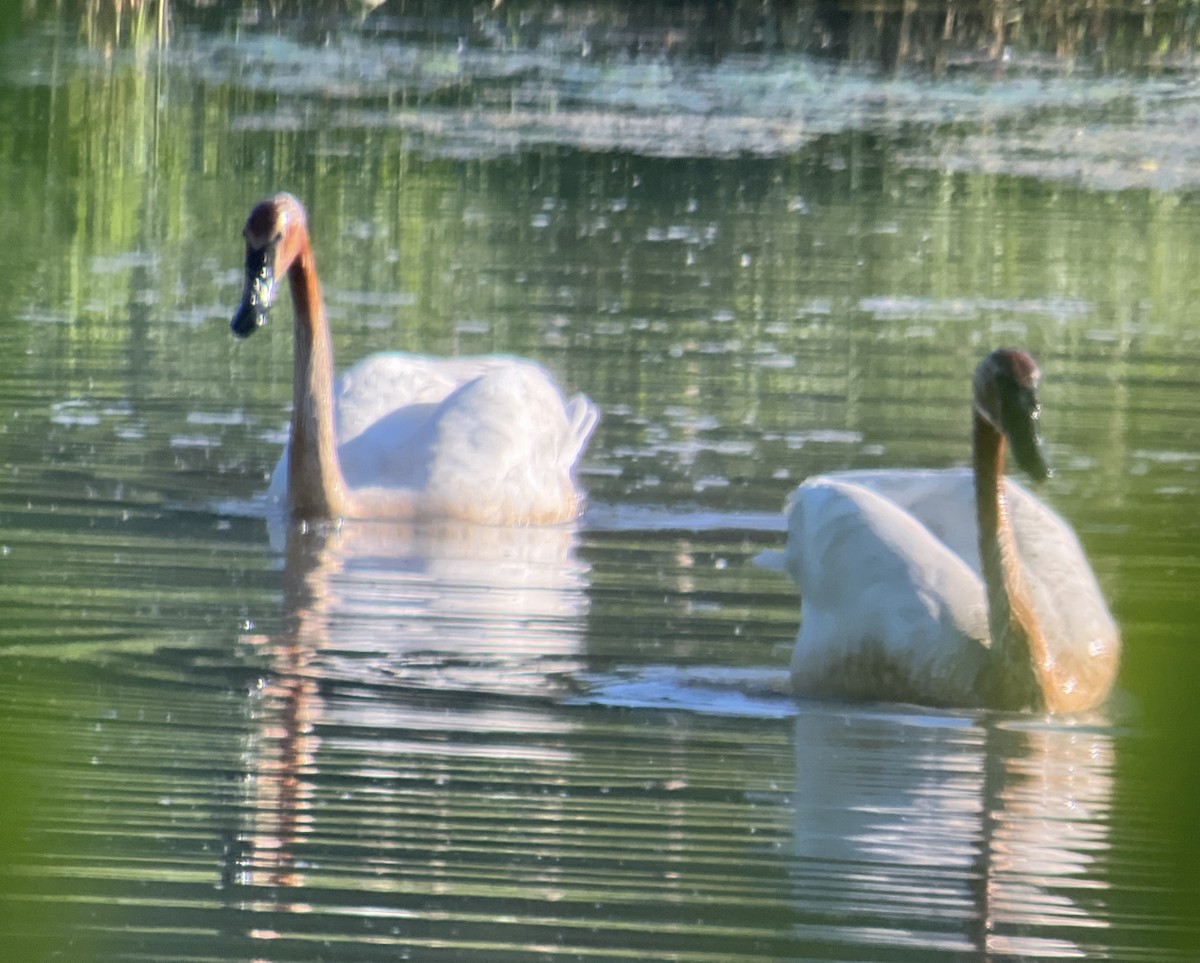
[973,347,1051,482]
[231,193,308,339]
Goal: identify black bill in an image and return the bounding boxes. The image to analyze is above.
[231,244,276,338]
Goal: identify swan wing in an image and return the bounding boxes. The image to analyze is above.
[832,468,1120,700]
[267,354,597,523]
[424,361,599,524]
[266,353,504,501]
[827,468,981,573]
[333,353,511,443]
[1003,480,1121,690]
[784,477,989,706]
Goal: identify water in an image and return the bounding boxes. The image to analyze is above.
[1,7,1199,961]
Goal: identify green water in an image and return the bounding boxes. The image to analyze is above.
[1,7,1198,961]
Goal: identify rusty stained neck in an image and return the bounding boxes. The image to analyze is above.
[972,407,1051,711]
[280,227,349,520]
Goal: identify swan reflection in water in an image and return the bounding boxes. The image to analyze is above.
[228,517,591,893]
[791,703,1115,959]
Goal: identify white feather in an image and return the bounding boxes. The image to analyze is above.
[782,468,1119,708]
[266,352,598,525]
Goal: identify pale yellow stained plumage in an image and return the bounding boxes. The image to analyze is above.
[780,349,1120,713]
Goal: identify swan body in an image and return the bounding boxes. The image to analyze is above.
[782,350,1120,713]
[231,193,598,525]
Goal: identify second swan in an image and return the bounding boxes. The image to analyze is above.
[781,348,1119,713]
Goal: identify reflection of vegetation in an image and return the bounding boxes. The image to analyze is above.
[0,667,96,961]
[19,0,1200,68]
[3,3,1198,520]
[819,0,1200,70]
[73,0,170,48]
[4,20,1198,511]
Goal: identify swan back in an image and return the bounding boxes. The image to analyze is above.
[267,352,599,525]
[785,477,990,706]
[823,468,983,572]
[333,353,517,443]
[833,468,1119,675]
[422,360,596,525]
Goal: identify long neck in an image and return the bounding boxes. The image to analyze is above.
[973,410,1049,710]
[286,240,349,520]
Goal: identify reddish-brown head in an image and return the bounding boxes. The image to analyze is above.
[231,193,309,338]
[973,347,1051,482]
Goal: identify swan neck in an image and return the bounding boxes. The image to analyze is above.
[286,238,349,519]
[974,409,1045,710]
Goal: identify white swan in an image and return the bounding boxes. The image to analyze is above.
[230,193,598,525]
[781,348,1120,713]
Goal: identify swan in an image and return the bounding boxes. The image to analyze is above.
[230,192,598,525]
[781,348,1120,713]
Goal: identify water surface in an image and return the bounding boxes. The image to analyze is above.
[1,9,1198,961]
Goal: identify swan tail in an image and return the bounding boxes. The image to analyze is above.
[562,394,600,466]
[752,547,788,572]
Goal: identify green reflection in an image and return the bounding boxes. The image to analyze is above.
[0,9,1198,961]
[0,665,94,961]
